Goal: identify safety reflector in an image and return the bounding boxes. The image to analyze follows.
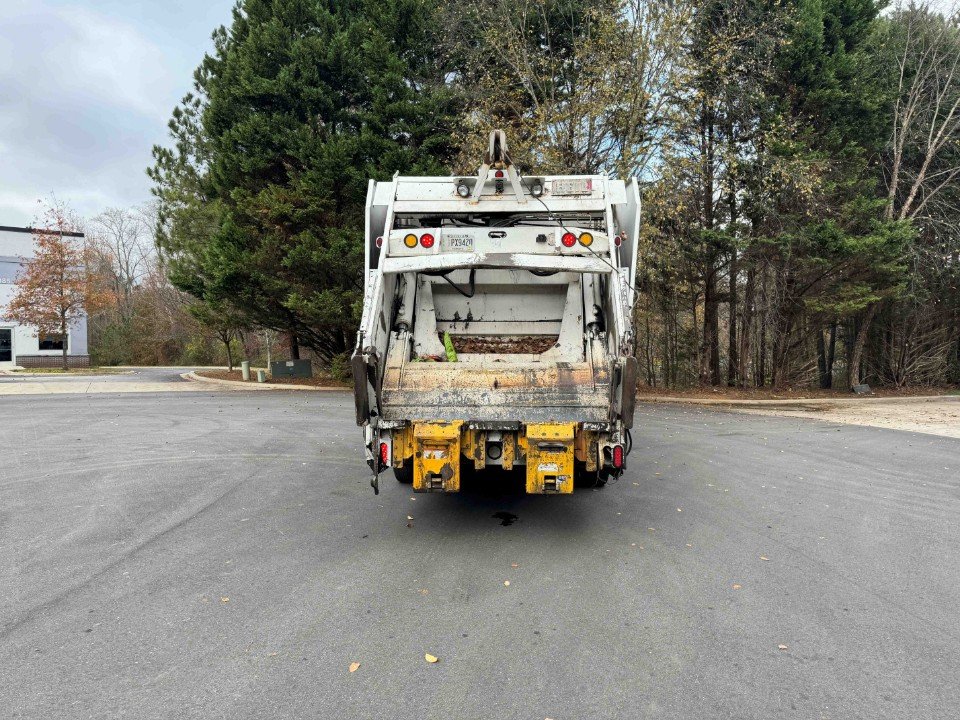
[403,233,418,248]
[579,232,593,247]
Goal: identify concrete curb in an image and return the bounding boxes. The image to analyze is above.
[181,371,348,392]
[637,394,960,409]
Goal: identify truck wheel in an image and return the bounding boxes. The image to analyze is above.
[394,461,414,484]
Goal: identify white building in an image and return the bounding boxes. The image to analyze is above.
[0,226,90,369]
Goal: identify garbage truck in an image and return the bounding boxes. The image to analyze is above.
[352,130,639,494]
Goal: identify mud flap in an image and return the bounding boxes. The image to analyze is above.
[525,423,575,494]
[413,421,463,492]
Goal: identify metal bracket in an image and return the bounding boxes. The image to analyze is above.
[470,129,527,205]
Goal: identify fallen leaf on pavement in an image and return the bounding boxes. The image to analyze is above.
[760,556,769,561]
[425,653,439,663]
[407,515,414,520]
[511,563,519,568]
[733,584,741,590]
[349,662,360,672]
[778,644,788,651]
[221,597,229,603]
[504,580,510,586]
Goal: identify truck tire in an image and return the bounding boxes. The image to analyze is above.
[394,461,414,484]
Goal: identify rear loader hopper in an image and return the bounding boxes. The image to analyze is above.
[352,130,640,494]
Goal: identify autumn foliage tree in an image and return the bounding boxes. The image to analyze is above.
[6,204,109,370]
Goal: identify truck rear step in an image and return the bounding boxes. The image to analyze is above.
[405,421,578,494]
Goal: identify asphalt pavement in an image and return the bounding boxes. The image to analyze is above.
[1,391,958,719]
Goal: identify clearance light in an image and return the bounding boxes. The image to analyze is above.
[379,442,389,465]
[579,232,594,247]
[420,233,435,249]
[612,444,624,469]
[456,182,470,198]
[614,234,623,247]
[403,233,418,248]
[375,236,383,248]
[561,232,577,248]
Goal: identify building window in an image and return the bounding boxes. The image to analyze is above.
[38,334,67,351]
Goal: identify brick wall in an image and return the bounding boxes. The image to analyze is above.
[17,355,91,369]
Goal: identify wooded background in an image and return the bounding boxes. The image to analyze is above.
[137,0,959,388]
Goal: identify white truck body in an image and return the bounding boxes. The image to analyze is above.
[352,132,639,494]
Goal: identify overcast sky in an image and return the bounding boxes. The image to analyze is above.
[0,0,235,227]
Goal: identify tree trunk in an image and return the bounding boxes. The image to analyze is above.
[701,272,720,385]
[756,268,767,387]
[61,316,68,371]
[848,304,878,388]
[739,266,754,387]
[224,338,234,372]
[726,131,738,386]
[817,328,828,389]
[728,247,738,386]
[699,103,720,386]
[826,322,837,389]
[289,331,300,360]
[644,314,655,387]
[772,263,797,389]
[816,323,838,389]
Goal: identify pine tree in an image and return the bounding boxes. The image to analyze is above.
[151,0,459,361]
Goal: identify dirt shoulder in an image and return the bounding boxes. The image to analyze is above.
[735,397,960,439]
[638,385,960,439]
[637,384,957,401]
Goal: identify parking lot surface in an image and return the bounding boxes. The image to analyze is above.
[2,391,958,718]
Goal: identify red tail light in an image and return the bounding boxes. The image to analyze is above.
[379,442,389,465]
[495,170,504,178]
[612,444,624,469]
[420,233,435,248]
[561,232,577,248]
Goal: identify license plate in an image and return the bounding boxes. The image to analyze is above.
[442,234,474,252]
[552,178,593,195]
